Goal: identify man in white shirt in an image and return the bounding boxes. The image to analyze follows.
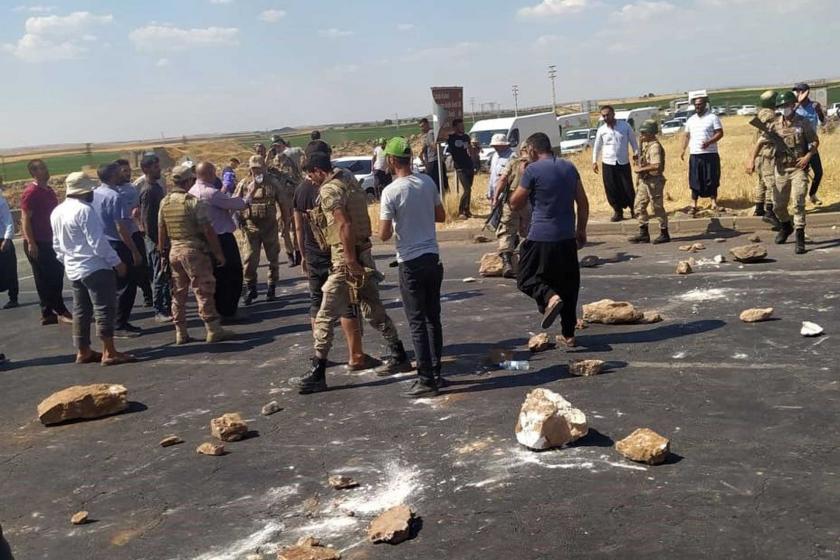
[371,138,391,196]
[418,118,448,192]
[0,183,18,309]
[51,172,135,366]
[379,136,447,398]
[681,92,724,216]
[592,106,639,222]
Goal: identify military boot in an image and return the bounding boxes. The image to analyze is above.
[297,357,328,394]
[774,221,794,245]
[753,203,765,217]
[375,341,412,377]
[762,204,781,231]
[652,228,671,244]
[794,228,807,255]
[175,325,192,345]
[205,320,234,343]
[628,224,650,244]
[243,283,258,306]
[266,283,277,302]
[500,252,515,279]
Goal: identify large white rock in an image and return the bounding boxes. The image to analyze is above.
[515,388,588,450]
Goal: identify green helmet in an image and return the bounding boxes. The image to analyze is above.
[758,90,777,109]
[639,119,659,134]
[776,90,797,108]
[384,136,411,158]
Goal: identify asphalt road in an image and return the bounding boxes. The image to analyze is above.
[1,227,839,560]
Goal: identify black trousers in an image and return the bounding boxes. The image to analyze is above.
[809,151,823,197]
[426,160,449,192]
[398,253,443,381]
[24,240,67,318]
[517,239,580,338]
[131,231,153,304]
[110,240,137,327]
[602,163,635,212]
[214,232,243,318]
[0,241,18,302]
[456,168,474,216]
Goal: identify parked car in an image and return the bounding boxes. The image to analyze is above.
[660,119,685,136]
[727,106,741,115]
[560,128,596,154]
[737,105,758,116]
[827,102,840,118]
[712,106,727,116]
[331,156,377,201]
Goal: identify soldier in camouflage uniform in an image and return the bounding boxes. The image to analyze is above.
[295,152,410,395]
[268,135,302,267]
[628,119,670,244]
[158,164,232,344]
[747,91,780,227]
[766,90,819,254]
[492,144,532,278]
[233,155,286,304]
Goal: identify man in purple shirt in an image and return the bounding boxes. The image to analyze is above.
[189,161,250,321]
[221,158,240,194]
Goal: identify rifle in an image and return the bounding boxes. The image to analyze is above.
[482,157,517,232]
[748,116,797,161]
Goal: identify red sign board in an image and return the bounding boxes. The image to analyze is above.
[432,87,464,142]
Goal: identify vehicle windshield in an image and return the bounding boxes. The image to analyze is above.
[664,120,681,127]
[471,129,509,148]
[332,159,371,175]
[565,129,589,141]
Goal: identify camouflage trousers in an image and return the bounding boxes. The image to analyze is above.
[313,248,400,358]
[496,201,531,254]
[635,176,668,229]
[773,165,809,229]
[278,191,297,256]
[170,246,218,328]
[755,155,776,205]
[238,220,279,286]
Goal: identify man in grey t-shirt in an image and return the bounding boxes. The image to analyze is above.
[379,137,446,398]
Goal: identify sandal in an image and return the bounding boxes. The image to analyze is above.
[101,354,138,366]
[541,297,563,329]
[75,351,103,364]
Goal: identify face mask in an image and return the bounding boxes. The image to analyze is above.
[255,174,264,184]
[782,107,794,118]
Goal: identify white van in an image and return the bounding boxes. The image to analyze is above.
[599,107,660,132]
[556,112,591,139]
[469,112,562,168]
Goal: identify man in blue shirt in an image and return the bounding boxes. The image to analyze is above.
[792,83,825,205]
[116,158,153,309]
[509,133,589,347]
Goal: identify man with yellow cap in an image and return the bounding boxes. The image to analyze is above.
[50,172,135,365]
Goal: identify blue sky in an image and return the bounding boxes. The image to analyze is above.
[0,0,834,148]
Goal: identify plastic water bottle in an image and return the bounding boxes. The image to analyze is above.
[500,360,530,371]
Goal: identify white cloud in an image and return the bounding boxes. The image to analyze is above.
[3,11,112,62]
[129,25,239,52]
[156,58,170,67]
[397,23,415,31]
[518,0,590,18]
[258,9,286,23]
[13,5,54,13]
[318,28,354,39]
[612,1,675,21]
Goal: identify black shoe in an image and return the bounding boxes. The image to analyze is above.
[297,357,328,394]
[266,283,277,302]
[610,210,622,222]
[652,228,671,244]
[762,206,781,231]
[41,314,58,326]
[3,300,18,309]
[795,228,806,254]
[375,341,412,376]
[775,221,793,244]
[144,298,154,308]
[294,250,302,266]
[287,252,297,268]
[402,380,439,398]
[500,252,515,279]
[114,323,142,338]
[628,224,650,244]
[753,203,766,217]
[434,367,449,388]
[243,285,257,306]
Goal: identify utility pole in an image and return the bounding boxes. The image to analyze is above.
[395,113,399,131]
[548,65,558,115]
[469,96,476,124]
[512,85,520,117]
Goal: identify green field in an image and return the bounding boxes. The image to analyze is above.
[0,151,126,183]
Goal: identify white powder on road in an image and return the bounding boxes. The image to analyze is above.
[677,288,732,302]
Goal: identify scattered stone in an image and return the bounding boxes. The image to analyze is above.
[328,475,359,490]
[479,253,504,277]
[210,412,248,442]
[196,442,225,456]
[675,260,693,275]
[579,255,599,268]
[528,333,555,353]
[472,234,491,244]
[488,348,513,364]
[639,311,663,324]
[37,384,128,426]
[801,321,824,337]
[70,511,89,525]
[739,308,774,323]
[729,244,768,263]
[748,234,761,243]
[615,428,671,465]
[368,504,414,545]
[569,359,605,377]
[515,388,588,450]
[713,254,725,264]
[679,242,705,252]
[462,277,476,283]
[714,237,726,243]
[261,401,283,416]
[582,299,643,324]
[246,555,263,560]
[278,536,341,560]
[159,435,183,447]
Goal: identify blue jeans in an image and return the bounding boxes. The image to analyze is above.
[144,236,171,315]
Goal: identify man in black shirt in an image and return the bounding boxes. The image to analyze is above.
[447,118,474,219]
[136,154,171,322]
[293,147,377,371]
